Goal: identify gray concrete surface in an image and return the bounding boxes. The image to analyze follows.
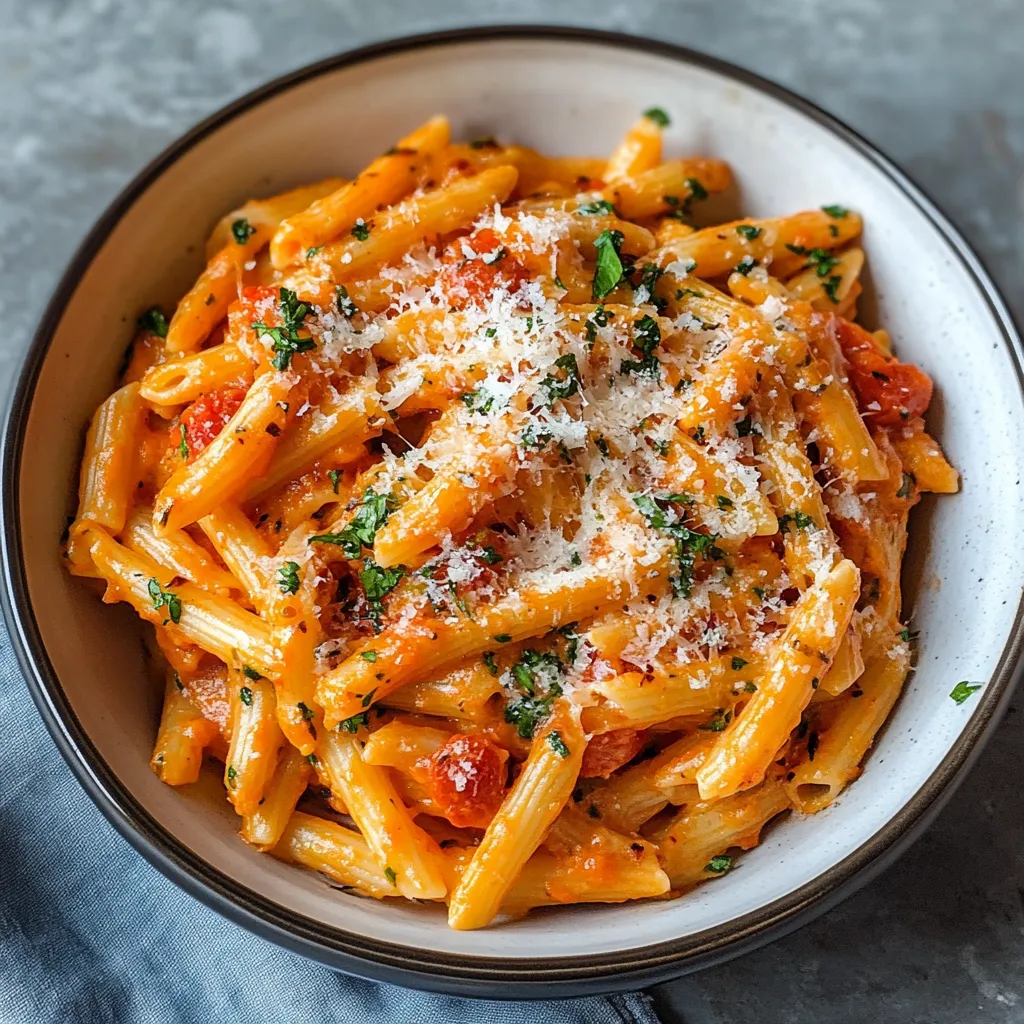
[1,1,1022,1021]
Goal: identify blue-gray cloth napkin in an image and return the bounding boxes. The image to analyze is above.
[0,619,661,1024]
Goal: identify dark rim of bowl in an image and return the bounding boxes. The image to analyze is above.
[2,24,1023,1000]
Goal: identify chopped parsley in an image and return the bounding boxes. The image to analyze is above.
[242,666,262,681]
[351,218,371,241]
[578,199,617,216]
[633,493,720,598]
[231,218,256,244]
[493,634,512,643]
[949,681,982,705]
[482,652,499,676]
[685,177,709,202]
[461,385,499,415]
[734,415,756,438]
[359,559,405,628]
[239,686,253,707]
[734,255,759,276]
[137,307,169,338]
[634,263,666,310]
[308,487,397,558]
[896,472,916,499]
[620,314,662,377]
[643,107,671,127]
[584,304,611,345]
[704,854,733,874]
[339,711,370,733]
[298,702,316,722]
[538,353,581,406]
[360,650,378,663]
[547,731,571,758]
[700,708,732,732]
[716,495,734,509]
[736,224,762,240]
[786,244,840,279]
[306,246,323,259]
[822,275,842,304]
[731,656,749,670]
[277,561,301,595]
[384,866,397,886]
[592,229,625,300]
[306,753,319,766]
[226,765,238,785]
[147,578,182,625]
[778,510,815,533]
[327,469,342,494]
[335,285,358,317]
[821,205,848,218]
[176,424,190,461]
[504,648,565,740]
[252,287,315,370]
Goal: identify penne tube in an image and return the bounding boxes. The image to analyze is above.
[317,728,447,900]
[154,371,294,533]
[85,525,282,677]
[786,646,909,812]
[150,670,219,786]
[448,702,585,929]
[76,382,147,535]
[273,811,397,899]
[605,158,733,220]
[140,343,254,407]
[657,208,862,280]
[582,663,737,733]
[755,374,841,589]
[695,559,860,801]
[196,502,272,605]
[372,418,519,569]
[205,178,348,260]
[891,420,959,494]
[320,166,519,279]
[224,672,285,818]
[657,779,791,889]
[603,114,664,183]
[242,381,384,503]
[124,507,241,596]
[270,116,450,268]
[240,744,312,850]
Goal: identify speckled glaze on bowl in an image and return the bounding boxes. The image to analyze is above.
[3,26,1023,999]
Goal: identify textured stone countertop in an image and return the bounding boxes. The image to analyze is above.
[1,2,1021,1021]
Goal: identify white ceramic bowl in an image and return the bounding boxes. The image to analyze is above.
[3,27,1023,998]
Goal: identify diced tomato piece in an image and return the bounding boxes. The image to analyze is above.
[439,227,531,308]
[425,733,506,828]
[177,386,248,459]
[580,728,648,778]
[831,316,933,426]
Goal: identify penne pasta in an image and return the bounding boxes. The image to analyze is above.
[66,110,953,930]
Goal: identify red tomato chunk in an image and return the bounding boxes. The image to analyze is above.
[426,733,506,828]
[831,316,932,427]
[440,227,531,308]
[178,386,248,459]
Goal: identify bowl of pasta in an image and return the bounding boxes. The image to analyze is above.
[3,26,1023,998]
